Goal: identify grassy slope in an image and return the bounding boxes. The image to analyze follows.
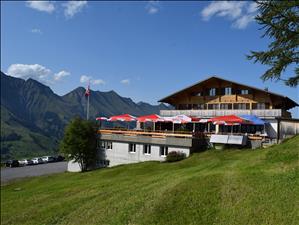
[1,136,299,225]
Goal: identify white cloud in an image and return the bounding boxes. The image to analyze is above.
[247,2,258,14]
[232,14,255,29]
[145,1,160,15]
[54,70,70,81]
[63,1,87,18]
[92,79,105,85]
[120,79,130,85]
[7,64,70,84]
[201,1,245,21]
[201,1,258,29]
[80,75,91,83]
[7,64,51,81]
[26,1,55,13]
[31,28,42,34]
[80,75,106,85]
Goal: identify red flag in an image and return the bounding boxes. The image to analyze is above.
[85,84,90,97]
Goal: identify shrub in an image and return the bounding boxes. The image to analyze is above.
[166,151,186,162]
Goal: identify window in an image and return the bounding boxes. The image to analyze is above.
[143,145,151,155]
[192,91,203,96]
[208,104,220,109]
[241,89,249,95]
[220,103,232,109]
[209,88,216,96]
[100,141,113,150]
[129,143,136,153]
[178,104,187,110]
[192,104,205,110]
[224,87,232,95]
[253,103,270,109]
[233,103,250,109]
[99,160,110,166]
[160,146,168,157]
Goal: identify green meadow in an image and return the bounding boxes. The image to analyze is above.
[1,136,298,225]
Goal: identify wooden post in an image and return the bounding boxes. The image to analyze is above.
[215,124,219,134]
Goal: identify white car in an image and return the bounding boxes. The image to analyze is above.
[41,156,55,163]
[18,159,33,166]
[32,157,43,165]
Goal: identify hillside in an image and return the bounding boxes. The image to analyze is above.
[0,72,170,160]
[1,136,298,225]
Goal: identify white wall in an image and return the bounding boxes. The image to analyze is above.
[101,142,190,167]
[67,160,81,172]
[279,120,299,139]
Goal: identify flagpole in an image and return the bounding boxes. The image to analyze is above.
[86,80,90,120]
[87,93,89,120]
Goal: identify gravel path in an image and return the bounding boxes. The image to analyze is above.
[1,162,68,184]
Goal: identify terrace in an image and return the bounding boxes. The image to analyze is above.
[98,129,198,148]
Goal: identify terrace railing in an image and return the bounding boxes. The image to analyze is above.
[160,109,283,118]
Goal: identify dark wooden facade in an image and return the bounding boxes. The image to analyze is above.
[159,76,298,114]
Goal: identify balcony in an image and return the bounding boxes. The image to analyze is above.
[98,129,198,148]
[160,109,284,118]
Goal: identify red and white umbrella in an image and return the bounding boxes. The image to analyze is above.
[208,115,249,125]
[96,116,109,121]
[164,115,192,124]
[136,114,163,122]
[109,114,136,122]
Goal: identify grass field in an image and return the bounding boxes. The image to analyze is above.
[1,136,299,225]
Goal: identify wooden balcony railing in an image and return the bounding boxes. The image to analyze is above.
[160,109,283,118]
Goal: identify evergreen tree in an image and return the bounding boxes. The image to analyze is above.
[60,117,97,172]
[248,1,299,87]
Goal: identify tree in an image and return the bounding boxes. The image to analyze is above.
[60,117,97,172]
[247,1,299,87]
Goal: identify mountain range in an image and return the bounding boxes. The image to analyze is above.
[0,72,170,160]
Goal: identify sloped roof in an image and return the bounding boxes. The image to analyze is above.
[158,76,298,108]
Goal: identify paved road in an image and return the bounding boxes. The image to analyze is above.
[1,162,68,184]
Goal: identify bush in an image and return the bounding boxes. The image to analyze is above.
[166,151,186,162]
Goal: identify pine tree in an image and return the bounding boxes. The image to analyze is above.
[248,1,299,87]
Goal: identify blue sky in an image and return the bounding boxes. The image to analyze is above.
[1,1,298,116]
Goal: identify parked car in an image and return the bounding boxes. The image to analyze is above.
[41,156,55,163]
[5,160,19,168]
[19,159,34,166]
[54,155,65,162]
[32,157,43,165]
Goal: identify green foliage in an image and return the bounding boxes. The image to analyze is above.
[166,151,186,162]
[247,1,299,87]
[1,136,299,225]
[60,117,97,172]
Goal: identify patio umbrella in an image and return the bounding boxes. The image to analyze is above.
[238,115,265,125]
[208,115,250,124]
[136,114,163,131]
[239,114,266,134]
[109,114,136,122]
[96,117,109,121]
[208,115,251,134]
[109,114,136,129]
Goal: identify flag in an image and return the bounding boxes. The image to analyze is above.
[85,84,90,97]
